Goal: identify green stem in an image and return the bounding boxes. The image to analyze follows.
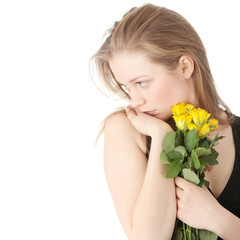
[183,222,187,239]
[196,137,200,148]
[196,228,199,240]
[187,225,192,240]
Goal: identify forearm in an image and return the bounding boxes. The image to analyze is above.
[212,205,240,240]
[131,136,176,240]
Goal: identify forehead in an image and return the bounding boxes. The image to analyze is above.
[109,51,163,84]
[109,51,147,68]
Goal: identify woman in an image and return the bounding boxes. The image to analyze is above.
[92,4,240,240]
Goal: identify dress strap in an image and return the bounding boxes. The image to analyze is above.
[232,115,240,168]
[145,135,152,159]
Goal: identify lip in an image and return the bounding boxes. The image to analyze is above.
[143,110,156,116]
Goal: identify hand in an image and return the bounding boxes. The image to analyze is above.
[175,176,221,231]
[126,107,172,138]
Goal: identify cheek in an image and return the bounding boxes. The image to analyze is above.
[151,80,177,102]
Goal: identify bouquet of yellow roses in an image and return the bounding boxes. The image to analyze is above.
[160,103,223,240]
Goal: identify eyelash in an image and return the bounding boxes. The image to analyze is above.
[120,81,147,92]
[137,81,147,87]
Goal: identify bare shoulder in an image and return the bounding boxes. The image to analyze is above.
[104,110,146,152]
[105,110,137,135]
[104,110,133,132]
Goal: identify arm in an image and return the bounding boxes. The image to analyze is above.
[213,204,240,240]
[175,177,240,240]
[104,111,176,240]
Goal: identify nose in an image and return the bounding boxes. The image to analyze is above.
[130,92,146,108]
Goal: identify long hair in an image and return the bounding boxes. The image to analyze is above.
[91,3,233,132]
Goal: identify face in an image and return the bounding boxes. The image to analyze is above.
[109,51,197,121]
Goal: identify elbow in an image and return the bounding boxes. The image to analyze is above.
[128,226,173,240]
[129,234,172,240]
[128,213,175,240]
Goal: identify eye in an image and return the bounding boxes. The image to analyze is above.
[137,81,147,87]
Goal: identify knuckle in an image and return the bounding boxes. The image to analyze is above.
[185,184,194,192]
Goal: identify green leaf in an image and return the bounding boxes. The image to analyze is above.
[195,147,211,157]
[199,229,218,240]
[175,132,183,147]
[198,178,204,187]
[213,134,225,142]
[191,149,201,170]
[160,151,171,164]
[172,228,183,240]
[175,146,187,157]
[198,171,205,186]
[199,158,208,171]
[203,149,219,165]
[204,179,210,189]
[166,159,182,178]
[190,232,196,240]
[162,131,176,153]
[201,139,210,149]
[186,230,196,240]
[182,168,200,185]
[212,141,219,147]
[210,134,225,148]
[167,150,183,161]
[185,129,198,152]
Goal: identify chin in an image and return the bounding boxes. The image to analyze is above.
[155,114,169,121]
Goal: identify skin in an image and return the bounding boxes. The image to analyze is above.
[104,51,240,239]
[109,51,197,121]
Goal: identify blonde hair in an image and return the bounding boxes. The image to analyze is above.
[92,3,233,129]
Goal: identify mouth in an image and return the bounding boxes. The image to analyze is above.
[143,110,156,116]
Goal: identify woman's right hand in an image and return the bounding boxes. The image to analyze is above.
[126,107,173,139]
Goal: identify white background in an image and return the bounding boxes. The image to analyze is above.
[0,0,239,239]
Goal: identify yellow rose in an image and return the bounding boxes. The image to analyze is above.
[198,108,211,124]
[185,104,194,112]
[190,108,211,125]
[185,114,193,125]
[173,115,185,130]
[173,114,192,131]
[200,123,210,137]
[189,109,199,125]
[208,118,218,131]
[187,123,199,132]
[172,103,186,116]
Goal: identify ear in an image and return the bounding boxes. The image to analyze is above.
[178,55,194,79]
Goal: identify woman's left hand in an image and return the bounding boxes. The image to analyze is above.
[175,176,221,231]
[126,106,172,138]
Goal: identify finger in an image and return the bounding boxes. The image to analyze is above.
[176,198,184,211]
[127,105,135,111]
[126,107,136,116]
[126,107,137,123]
[175,186,184,199]
[176,199,184,219]
[174,177,187,189]
[134,107,141,115]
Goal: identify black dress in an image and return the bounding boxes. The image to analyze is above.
[146,115,240,239]
[216,116,240,239]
